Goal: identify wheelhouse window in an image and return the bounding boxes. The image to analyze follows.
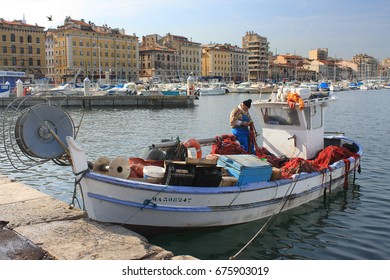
[261,107,300,126]
[304,105,323,130]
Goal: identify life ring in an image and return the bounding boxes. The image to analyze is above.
[182,138,202,158]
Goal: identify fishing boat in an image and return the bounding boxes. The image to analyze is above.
[3,92,362,235]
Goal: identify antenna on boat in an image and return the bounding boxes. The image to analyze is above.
[1,96,83,170]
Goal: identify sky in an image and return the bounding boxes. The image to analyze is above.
[3,0,390,61]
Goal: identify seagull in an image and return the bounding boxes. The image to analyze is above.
[47,15,52,21]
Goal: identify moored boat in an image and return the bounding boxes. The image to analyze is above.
[236,82,259,93]
[318,82,330,93]
[0,83,11,97]
[348,82,358,90]
[2,90,362,236]
[197,83,225,96]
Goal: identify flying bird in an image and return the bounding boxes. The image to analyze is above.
[47,15,52,21]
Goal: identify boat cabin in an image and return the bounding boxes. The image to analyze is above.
[252,94,335,160]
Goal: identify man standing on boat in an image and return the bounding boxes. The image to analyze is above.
[230,99,255,154]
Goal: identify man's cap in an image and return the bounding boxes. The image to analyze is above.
[243,99,252,108]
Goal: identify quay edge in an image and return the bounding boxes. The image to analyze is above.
[0,175,196,260]
[0,94,196,109]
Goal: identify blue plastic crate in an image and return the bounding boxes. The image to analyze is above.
[217,154,272,185]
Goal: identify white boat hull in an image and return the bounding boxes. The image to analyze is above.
[67,136,362,231]
[199,89,225,96]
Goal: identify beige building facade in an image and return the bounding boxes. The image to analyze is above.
[271,54,316,81]
[352,53,379,79]
[51,17,139,84]
[242,31,269,82]
[159,33,201,79]
[139,35,178,82]
[309,48,328,60]
[0,18,46,79]
[201,43,247,82]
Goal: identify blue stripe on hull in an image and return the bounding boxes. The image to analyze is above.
[86,174,347,213]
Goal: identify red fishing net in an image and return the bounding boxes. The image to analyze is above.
[212,128,360,180]
[211,134,247,155]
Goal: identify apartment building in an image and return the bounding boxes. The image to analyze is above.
[45,31,55,82]
[51,17,139,84]
[352,53,379,79]
[201,43,247,82]
[139,35,178,82]
[0,18,46,79]
[272,54,316,81]
[242,31,269,82]
[159,33,201,79]
[309,48,329,61]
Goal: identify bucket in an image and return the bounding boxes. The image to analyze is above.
[143,165,165,180]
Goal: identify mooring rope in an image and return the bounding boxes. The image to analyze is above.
[119,184,171,227]
[229,172,301,260]
[69,168,89,209]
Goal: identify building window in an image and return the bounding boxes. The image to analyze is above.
[37,48,40,54]
[2,46,7,53]
[28,35,32,43]
[2,35,6,41]
[21,59,25,66]
[36,37,40,44]
[28,46,33,54]
[11,34,15,42]
[12,57,17,66]
[29,58,33,66]
[19,36,23,43]
[11,45,16,53]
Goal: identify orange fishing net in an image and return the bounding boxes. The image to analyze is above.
[287,92,305,110]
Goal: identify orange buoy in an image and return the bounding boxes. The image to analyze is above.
[182,138,202,158]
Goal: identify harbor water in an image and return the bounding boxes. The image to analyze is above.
[1,89,390,260]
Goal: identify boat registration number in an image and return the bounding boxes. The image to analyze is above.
[151,196,192,203]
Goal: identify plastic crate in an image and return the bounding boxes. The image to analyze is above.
[217,154,272,185]
[193,166,222,187]
[164,161,196,186]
